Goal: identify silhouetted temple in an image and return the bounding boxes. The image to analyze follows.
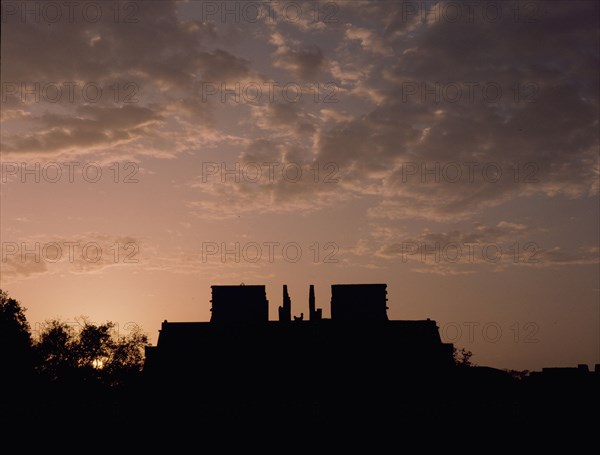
[145,284,454,425]
[145,283,454,371]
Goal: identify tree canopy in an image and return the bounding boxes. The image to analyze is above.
[1,289,148,387]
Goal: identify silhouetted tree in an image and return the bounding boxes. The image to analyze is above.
[0,292,148,428]
[0,290,34,384]
[453,347,474,367]
[104,324,149,386]
[35,320,77,381]
[0,290,36,425]
[72,318,115,385]
[76,319,114,367]
[35,318,148,386]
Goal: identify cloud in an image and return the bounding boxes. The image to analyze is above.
[0,1,262,159]
[0,255,48,280]
[0,233,144,283]
[198,49,255,83]
[1,2,221,86]
[1,105,163,156]
[185,137,355,219]
[186,173,350,220]
[271,31,326,80]
[534,246,600,267]
[1,0,597,227]
[370,222,598,274]
[309,1,599,221]
[248,102,317,137]
[0,109,32,121]
[345,25,392,56]
[319,108,354,124]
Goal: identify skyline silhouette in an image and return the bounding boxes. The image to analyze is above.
[2,286,598,439]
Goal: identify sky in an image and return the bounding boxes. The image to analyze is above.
[1,0,598,372]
